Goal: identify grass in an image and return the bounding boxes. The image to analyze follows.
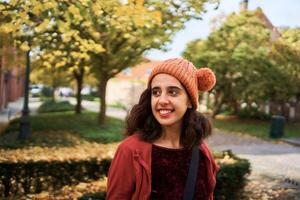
[108,102,128,110]
[213,118,300,139]
[38,100,74,113]
[0,111,125,149]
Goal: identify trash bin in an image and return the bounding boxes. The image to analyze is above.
[270,115,285,138]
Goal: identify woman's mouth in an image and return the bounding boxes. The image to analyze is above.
[157,109,174,117]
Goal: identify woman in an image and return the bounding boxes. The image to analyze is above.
[107,58,219,200]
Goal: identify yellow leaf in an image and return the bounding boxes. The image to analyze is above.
[18,10,30,20]
[20,42,30,51]
[35,19,51,33]
[32,3,43,15]
[93,44,105,53]
[44,2,57,10]
[0,23,16,33]
[0,4,6,10]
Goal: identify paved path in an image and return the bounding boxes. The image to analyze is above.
[66,97,128,119]
[206,129,300,193]
[0,97,125,124]
[0,97,42,124]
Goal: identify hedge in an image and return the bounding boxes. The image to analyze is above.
[37,100,74,113]
[1,150,250,199]
[214,150,251,199]
[0,159,111,198]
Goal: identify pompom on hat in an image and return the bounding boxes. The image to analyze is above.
[148,58,216,110]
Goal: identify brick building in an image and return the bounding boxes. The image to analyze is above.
[106,59,162,109]
[0,46,24,111]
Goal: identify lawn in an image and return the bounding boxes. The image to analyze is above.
[0,111,125,149]
[213,118,300,139]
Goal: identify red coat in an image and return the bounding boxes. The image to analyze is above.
[106,134,219,200]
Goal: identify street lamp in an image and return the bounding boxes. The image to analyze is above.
[18,37,32,140]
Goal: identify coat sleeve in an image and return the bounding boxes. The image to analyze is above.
[106,143,135,200]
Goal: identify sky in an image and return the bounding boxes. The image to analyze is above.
[146,0,300,60]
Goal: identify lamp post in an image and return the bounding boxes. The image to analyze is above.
[18,39,31,140]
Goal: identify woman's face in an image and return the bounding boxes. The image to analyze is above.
[151,73,191,129]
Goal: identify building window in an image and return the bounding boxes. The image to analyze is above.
[122,68,132,76]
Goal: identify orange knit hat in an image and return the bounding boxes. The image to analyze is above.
[148,58,216,110]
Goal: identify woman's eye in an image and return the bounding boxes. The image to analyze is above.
[169,90,178,96]
[152,90,160,96]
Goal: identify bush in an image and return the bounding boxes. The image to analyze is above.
[38,100,74,113]
[214,150,251,200]
[41,86,53,97]
[0,148,250,199]
[109,102,128,111]
[78,192,106,200]
[82,94,96,101]
[237,107,271,120]
[0,159,110,198]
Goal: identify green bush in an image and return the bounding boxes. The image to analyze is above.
[109,102,128,111]
[0,159,108,198]
[237,106,271,120]
[82,94,96,101]
[214,150,251,200]
[0,148,250,199]
[41,86,53,97]
[38,100,74,113]
[78,192,106,200]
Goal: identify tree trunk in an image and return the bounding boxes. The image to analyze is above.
[51,85,56,102]
[232,100,240,114]
[280,101,288,118]
[98,76,109,125]
[212,92,224,118]
[74,68,84,114]
[0,56,2,109]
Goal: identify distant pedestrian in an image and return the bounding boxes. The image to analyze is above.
[107,58,219,200]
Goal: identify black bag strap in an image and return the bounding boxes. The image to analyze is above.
[183,145,199,200]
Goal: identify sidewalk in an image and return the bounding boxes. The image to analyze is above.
[283,138,300,147]
[0,98,23,124]
[0,97,42,125]
[66,97,128,119]
[207,130,300,198]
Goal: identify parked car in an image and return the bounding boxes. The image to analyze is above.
[30,84,44,96]
[58,87,73,97]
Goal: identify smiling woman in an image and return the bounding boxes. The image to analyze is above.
[106,58,218,200]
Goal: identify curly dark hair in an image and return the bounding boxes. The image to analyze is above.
[125,88,212,148]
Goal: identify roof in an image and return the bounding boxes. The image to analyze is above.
[254,7,281,40]
[115,60,163,82]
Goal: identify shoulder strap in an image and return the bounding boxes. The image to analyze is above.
[183,145,199,200]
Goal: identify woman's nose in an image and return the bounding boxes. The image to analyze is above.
[158,93,169,105]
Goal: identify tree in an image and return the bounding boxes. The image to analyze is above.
[1,0,217,125]
[31,50,72,101]
[183,10,273,116]
[86,0,215,124]
[267,28,300,116]
[0,0,81,139]
[1,0,106,114]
